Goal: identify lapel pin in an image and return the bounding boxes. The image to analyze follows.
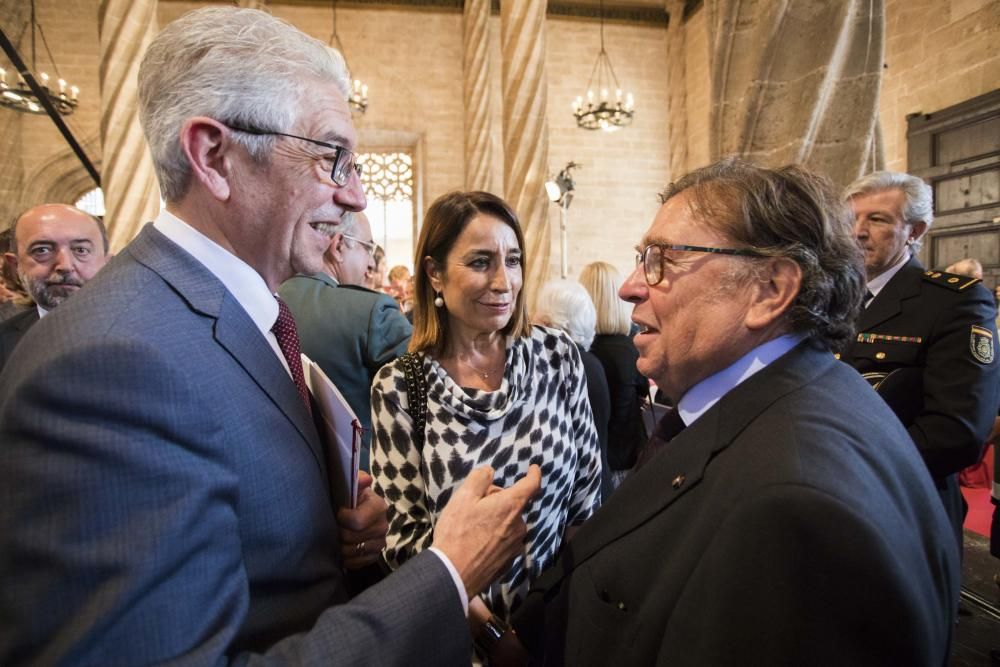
[672,474,685,489]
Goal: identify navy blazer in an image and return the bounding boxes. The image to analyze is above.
[515,342,959,666]
[0,224,467,665]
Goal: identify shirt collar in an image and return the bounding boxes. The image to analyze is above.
[153,209,278,337]
[36,304,50,319]
[866,250,910,299]
[677,332,805,427]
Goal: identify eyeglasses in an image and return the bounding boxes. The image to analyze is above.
[222,122,363,187]
[636,242,765,286]
[341,233,376,257]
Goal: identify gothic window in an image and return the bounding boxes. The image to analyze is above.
[359,151,416,279]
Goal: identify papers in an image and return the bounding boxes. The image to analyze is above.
[301,354,362,508]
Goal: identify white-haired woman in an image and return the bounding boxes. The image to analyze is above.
[534,279,613,501]
[580,261,648,487]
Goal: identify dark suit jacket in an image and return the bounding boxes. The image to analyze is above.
[0,306,38,371]
[839,256,1000,539]
[0,224,467,665]
[589,334,646,470]
[579,345,612,502]
[514,342,959,666]
[278,272,411,471]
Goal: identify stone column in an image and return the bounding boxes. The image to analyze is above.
[707,0,885,188]
[237,0,267,8]
[665,0,689,181]
[463,0,497,193]
[500,0,551,305]
[98,0,160,251]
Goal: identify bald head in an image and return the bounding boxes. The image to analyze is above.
[8,204,110,310]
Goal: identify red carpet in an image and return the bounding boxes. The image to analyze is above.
[961,444,995,537]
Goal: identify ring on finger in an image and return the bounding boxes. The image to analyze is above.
[355,541,366,554]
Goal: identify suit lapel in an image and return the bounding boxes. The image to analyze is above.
[860,256,922,331]
[545,343,834,579]
[127,224,327,474]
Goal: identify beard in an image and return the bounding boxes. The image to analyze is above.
[19,271,83,310]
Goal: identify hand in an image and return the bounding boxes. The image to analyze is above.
[337,471,388,570]
[432,465,542,598]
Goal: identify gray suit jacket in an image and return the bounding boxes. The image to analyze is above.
[0,306,39,371]
[0,224,467,665]
[515,342,960,666]
[279,272,411,471]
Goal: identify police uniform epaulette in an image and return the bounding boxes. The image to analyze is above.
[921,269,981,292]
[338,284,379,294]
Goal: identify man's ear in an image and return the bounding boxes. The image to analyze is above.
[424,255,442,292]
[909,220,928,244]
[4,252,18,277]
[744,257,801,331]
[178,117,233,202]
[326,233,346,263]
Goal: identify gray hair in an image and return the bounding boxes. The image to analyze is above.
[138,7,351,202]
[844,171,934,252]
[533,279,597,350]
[663,158,866,352]
[314,210,359,238]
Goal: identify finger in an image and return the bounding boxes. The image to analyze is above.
[357,470,374,492]
[507,464,542,505]
[451,466,495,502]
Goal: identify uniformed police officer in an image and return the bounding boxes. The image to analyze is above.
[839,170,1000,551]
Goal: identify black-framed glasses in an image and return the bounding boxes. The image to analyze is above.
[223,122,362,186]
[636,242,765,286]
[341,233,376,257]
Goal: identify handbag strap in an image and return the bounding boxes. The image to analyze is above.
[399,352,428,449]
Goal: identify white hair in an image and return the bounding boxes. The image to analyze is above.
[138,7,351,202]
[533,279,597,350]
[314,210,360,238]
[844,171,934,251]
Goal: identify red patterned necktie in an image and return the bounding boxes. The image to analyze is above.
[271,297,313,417]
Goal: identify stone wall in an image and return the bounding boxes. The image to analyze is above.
[879,0,999,171]
[1,0,996,278]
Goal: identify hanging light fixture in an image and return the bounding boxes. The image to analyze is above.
[0,0,79,116]
[572,0,634,132]
[329,1,368,115]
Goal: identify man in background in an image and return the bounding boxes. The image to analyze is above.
[0,204,109,369]
[840,171,999,551]
[279,210,412,470]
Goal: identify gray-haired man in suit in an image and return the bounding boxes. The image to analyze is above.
[279,210,412,471]
[0,7,539,665]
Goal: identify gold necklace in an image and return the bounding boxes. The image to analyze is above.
[458,354,503,380]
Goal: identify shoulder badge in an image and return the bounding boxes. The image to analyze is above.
[922,269,981,292]
[970,325,995,364]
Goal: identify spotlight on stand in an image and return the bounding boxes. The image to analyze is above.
[545,162,580,278]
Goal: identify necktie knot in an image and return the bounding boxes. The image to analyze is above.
[272,298,312,416]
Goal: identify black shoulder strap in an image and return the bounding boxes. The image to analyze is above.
[399,352,428,449]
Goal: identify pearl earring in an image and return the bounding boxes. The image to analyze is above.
[434,292,444,308]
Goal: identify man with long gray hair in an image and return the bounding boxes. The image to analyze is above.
[0,7,539,665]
[839,170,999,553]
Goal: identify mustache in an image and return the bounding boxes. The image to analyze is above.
[46,274,84,289]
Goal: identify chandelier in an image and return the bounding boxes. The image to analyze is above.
[329,1,368,115]
[0,0,79,116]
[572,0,634,132]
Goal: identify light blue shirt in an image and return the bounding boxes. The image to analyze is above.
[677,333,806,427]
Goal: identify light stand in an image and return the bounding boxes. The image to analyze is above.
[545,162,579,278]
